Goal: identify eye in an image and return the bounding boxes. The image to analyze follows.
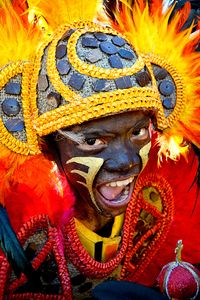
[77,138,106,151]
[85,138,99,145]
[131,127,149,140]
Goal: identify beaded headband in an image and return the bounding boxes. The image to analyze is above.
[0,0,199,161]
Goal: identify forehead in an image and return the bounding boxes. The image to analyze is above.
[72,110,150,134]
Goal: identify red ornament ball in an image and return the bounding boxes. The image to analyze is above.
[157,262,200,299]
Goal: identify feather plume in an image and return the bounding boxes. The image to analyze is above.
[148,0,163,16]
[103,0,119,23]
[0,145,75,230]
[0,0,29,25]
[0,145,28,206]
[162,0,174,14]
[103,0,200,162]
[170,1,191,32]
[0,1,42,68]
[27,0,101,31]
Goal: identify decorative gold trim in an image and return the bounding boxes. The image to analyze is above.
[0,62,40,155]
[35,87,164,136]
[149,55,185,129]
[21,62,41,154]
[46,22,105,103]
[66,27,144,79]
[0,23,185,156]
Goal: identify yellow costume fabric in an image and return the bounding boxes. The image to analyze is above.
[75,214,124,262]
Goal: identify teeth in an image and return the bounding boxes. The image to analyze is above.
[106,176,135,187]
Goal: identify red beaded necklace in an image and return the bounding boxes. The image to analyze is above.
[63,173,174,280]
[63,188,141,278]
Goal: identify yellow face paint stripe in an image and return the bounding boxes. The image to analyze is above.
[66,157,104,211]
[139,141,151,170]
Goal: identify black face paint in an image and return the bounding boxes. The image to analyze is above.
[53,111,151,228]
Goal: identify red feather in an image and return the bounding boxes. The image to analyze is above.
[0,0,30,28]
[136,0,146,12]
[1,153,75,231]
[175,1,191,32]
[148,0,162,17]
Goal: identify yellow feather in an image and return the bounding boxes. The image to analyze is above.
[27,0,101,31]
[109,0,200,160]
[0,1,42,68]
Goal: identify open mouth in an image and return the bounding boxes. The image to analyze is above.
[95,175,137,208]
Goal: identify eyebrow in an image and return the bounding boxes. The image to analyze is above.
[81,118,150,136]
[57,128,115,144]
[133,118,150,129]
[57,129,85,144]
[57,116,150,143]
[81,128,115,137]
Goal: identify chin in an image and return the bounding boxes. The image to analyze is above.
[101,205,128,218]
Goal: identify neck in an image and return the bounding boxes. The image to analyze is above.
[74,199,113,232]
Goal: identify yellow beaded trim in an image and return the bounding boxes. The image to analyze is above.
[21,62,40,154]
[0,23,184,156]
[29,36,53,124]
[66,27,144,79]
[0,62,40,155]
[46,22,144,103]
[46,24,81,103]
[46,22,104,103]
[149,55,185,128]
[35,87,164,136]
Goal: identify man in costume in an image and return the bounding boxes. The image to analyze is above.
[0,0,200,299]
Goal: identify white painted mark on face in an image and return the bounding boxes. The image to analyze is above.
[57,129,85,144]
[66,157,104,211]
[139,141,151,170]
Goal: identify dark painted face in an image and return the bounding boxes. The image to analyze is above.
[54,111,151,221]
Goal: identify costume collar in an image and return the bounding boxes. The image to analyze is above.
[74,214,124,262]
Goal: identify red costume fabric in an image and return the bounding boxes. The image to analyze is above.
[0,138,200,298]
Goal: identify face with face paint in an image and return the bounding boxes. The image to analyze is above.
[54,111,151,231]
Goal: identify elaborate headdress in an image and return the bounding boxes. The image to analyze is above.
[0,0,199,215]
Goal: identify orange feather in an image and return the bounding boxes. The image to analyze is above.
[104,0,200,161]
[0,143,75,229]
[148,0,162,16]
[174,1,191,32]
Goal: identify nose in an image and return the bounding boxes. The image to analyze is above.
[104,150,141,173]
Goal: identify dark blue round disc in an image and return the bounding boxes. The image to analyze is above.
[159,80,175,96]
[2,98,20,116]
[99,42,118,55]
